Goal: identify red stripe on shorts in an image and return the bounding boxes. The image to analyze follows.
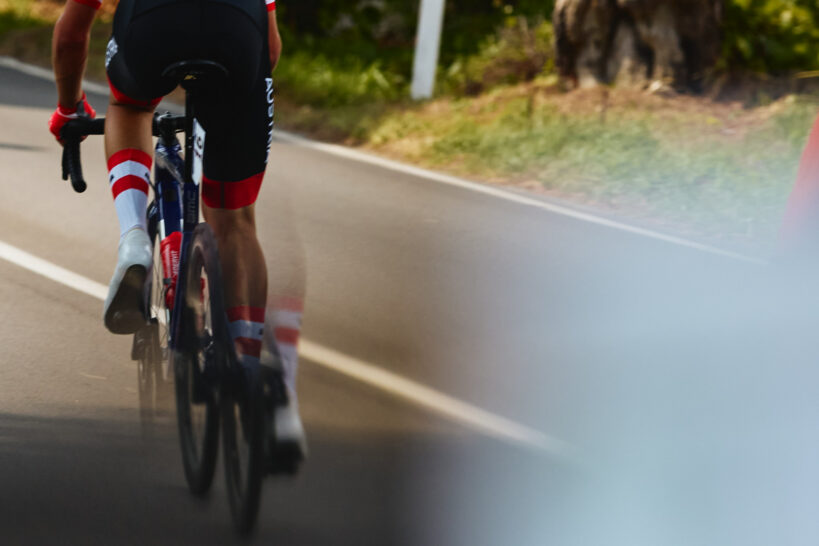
[107,77,162,109]
[202,172,264,210]
[72,0,101,9]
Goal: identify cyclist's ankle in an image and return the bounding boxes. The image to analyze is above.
[227,305,265,367]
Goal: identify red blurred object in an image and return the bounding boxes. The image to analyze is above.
[779,113,819,258]
[160,231,182,310]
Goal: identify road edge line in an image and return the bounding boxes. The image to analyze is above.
[0,239,576,459]
[0,56,110,96]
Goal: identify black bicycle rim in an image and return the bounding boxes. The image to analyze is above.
[173,226,223,496]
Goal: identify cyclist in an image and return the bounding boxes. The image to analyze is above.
[49,0,306,458]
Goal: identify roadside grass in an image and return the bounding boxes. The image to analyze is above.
[365,86,817,252]
[0,20,111,79]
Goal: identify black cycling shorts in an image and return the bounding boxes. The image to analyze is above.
[106,0,273,209]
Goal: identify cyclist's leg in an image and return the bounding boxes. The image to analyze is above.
[202,203,268,313]
[197,11,307,453]
[99,96,157,333]
[103,98,155,237]
[101,9,163,333]
[194,3,269,363]
[262,180,306,399]
[100,0,188,333]
[262,184,307,454]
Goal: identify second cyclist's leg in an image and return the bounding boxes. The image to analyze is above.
[262,181,307,455]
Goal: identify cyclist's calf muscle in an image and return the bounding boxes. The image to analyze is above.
[204,203,268,311]
[104,101,154,161]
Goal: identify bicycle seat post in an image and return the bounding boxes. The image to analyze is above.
[159,60,229,231]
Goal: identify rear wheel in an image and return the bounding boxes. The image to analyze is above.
[174,224,224,496]
[222,365,266,535]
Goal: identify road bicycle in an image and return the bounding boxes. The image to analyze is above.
[60,60,298,534]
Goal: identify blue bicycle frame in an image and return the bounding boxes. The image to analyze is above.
[148,95,205,353]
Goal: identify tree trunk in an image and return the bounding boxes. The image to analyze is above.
[553,0,723,91]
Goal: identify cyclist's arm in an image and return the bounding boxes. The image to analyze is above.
[267,1,282,70]
[52,0,98,108]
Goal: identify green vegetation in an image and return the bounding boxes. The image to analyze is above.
[722,0,819,73]
[0,10,38,36]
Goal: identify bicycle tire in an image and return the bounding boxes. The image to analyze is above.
[222,364,266,535]
[173,223,223,496]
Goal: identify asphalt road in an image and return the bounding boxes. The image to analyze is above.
[1,62,819,545]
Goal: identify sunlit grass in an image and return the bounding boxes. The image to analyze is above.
[366,88,818,251]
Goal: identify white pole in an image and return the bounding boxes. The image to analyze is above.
[411,0,446,100]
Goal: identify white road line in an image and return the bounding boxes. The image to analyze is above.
[0,240,574,458]
[299,340,575,456]
[78,372,107,381]
[0,241,107,300]
[0,57,110,96]
[1,56,764,265]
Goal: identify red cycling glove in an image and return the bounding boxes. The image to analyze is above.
[48,93,97,143]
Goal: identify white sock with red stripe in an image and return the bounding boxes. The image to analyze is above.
[228,306,265,367]
[107,149,152,238]
[263,296,303,401]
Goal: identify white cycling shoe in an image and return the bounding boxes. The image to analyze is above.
[261,348,308,461]
[275,387,308,460]
[103,228,152,335]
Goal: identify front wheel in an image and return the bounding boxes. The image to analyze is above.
[174,224,225,496]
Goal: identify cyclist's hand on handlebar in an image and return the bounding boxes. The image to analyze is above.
[49,93,97,144]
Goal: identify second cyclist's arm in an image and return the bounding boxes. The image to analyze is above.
[266,0,282,70]
[52,0,98,108]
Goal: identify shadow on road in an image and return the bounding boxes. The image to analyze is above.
[0,410,562,545]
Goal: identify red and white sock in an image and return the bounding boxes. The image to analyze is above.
[108,149,151,238]
[228,305,265,367]
[264,296,303,398]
